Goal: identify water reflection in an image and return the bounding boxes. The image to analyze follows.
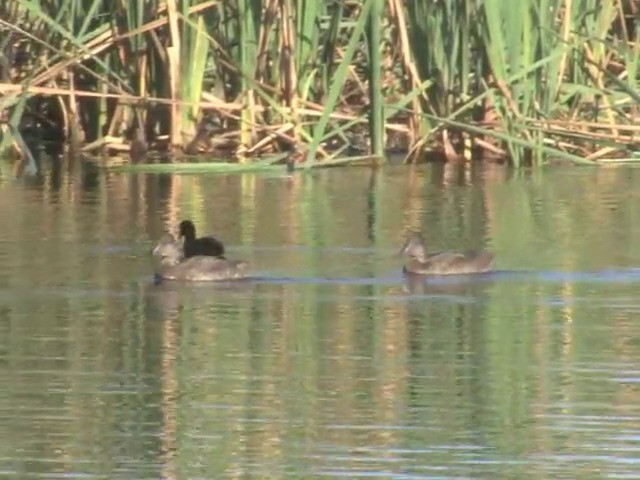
[401,271,495,297]
[2,159,640,478]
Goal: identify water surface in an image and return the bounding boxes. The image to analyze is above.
[2,161,640,478]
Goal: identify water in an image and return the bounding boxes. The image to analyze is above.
[2,161,640,478]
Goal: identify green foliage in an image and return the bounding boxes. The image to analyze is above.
[1,0,639,168]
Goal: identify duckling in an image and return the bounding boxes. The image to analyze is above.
[399,232,493,275]
[152,234,247,282]
[178,220,225,258]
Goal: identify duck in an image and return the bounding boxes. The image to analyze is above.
[178,220,225,258]
[399,232,493,275]
[152,234,248,281]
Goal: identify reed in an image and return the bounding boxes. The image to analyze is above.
[1,0,639,169]
[366,0,384,159]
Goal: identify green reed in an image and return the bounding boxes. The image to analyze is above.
[1,0,639,169]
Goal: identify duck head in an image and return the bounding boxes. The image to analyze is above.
[153,234,184,266]
[398,232,427,261]
[178,220,196,240]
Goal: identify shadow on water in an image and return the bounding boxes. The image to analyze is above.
[145,277,256,314]
[402,271,496,297]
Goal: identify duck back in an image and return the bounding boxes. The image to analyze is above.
[404,249,494,275]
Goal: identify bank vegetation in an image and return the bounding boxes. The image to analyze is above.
[0,0,638,173]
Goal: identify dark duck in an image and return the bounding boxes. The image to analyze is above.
[178,220,225,258]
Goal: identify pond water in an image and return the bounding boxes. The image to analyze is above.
[2,160,640,479]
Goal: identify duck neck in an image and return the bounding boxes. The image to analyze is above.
[161,255,182,268]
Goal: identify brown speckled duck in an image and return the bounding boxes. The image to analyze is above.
[399,232,493,275]
[152,234,247,282]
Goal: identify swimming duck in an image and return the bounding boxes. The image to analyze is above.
[152,234,247,281]
[399,232,493,275]
[179,220,225,258]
